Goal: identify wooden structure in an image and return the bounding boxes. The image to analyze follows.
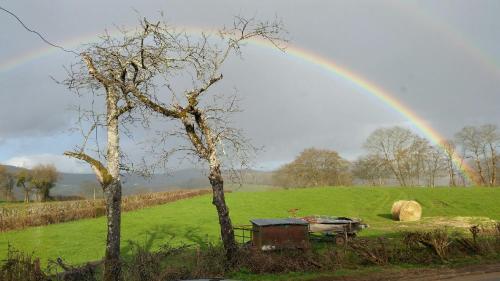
[302,216,368,244]
[234,216,368,249]
[249,218,309,250]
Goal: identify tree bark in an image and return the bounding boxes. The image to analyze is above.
[23,188,30,203]
[489,144,497,186]
[208,164,237,263]
[103,87,123,281]
[103,180,122,281]
[473,152,487,186]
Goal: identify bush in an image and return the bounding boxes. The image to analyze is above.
[0,246,47,281]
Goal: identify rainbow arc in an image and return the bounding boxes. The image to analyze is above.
[0,26,474,181]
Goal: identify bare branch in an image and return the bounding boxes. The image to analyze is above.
[64,151,113,187]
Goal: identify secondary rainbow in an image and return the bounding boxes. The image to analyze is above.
[0,28,473,180]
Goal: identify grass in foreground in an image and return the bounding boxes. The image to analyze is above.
[0,186,499,265]
[3,229,500,281]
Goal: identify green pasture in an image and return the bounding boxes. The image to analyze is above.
[0,186,499,265]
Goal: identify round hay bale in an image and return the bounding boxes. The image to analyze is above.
[398,200,422,221]
[391,200,407,220]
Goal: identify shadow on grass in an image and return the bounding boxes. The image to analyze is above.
[377,213,393,220]
[121,224,216,260]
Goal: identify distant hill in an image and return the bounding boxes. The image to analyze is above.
[55,168,275,196]
[1,164,274,198]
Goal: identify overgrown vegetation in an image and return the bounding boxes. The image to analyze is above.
[1,224,499,281]
[0,189,210,232]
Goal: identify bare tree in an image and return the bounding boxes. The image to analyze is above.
[456,126,487,185]
[455,125,499,186]
[480,124,499,186]
[423,145,446,187]
[62,31,155,279]
[63,16,285,267]
[103,17,285,262]
[441,140,458,186]
[364,127,430,186]
[352,154,391,186]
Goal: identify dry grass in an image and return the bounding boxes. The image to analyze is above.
[0,189,211,232]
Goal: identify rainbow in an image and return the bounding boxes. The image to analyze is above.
[0,26,473,181]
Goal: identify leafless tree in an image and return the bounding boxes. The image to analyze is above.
[456,126,487,185]
[423,145,446,187]
[441,140,458,186]
[64,16,285,266]
[364,127,430,186]
[480,124,499,186]
[123,17,285,263]
[352,154,391,186]
[455,124,499,186]
[62,27,159,279]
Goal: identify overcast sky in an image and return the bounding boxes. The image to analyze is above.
[0,1,499,173]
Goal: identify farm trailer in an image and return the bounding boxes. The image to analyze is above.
[235,216,368,250]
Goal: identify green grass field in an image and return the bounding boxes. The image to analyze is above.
[1,186,499,266]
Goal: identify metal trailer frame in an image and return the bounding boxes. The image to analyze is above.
[234,216,368,248]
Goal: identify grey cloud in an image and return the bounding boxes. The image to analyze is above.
[1,0,499,166]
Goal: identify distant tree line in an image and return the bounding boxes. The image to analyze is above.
[273,124,499,188]
[272,148,351,187]
[0,164,59,202]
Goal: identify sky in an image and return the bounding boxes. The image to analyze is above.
[0,0,499,173]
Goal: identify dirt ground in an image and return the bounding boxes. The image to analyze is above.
[313,263,500,281]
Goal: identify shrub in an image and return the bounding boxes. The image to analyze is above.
[0,245,47,281]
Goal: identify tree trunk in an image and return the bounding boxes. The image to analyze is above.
[41,187,50,202]
[208,165,237,263]
[474,158,486,186]
[448,160,456,187]
[103,87,123,281]
[490,144,496,186]
[473,149,487,186]
[24,190,30,203]
[103,180,122,281]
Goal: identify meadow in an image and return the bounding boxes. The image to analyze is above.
[0,186,499,266]
[0,189,210,232]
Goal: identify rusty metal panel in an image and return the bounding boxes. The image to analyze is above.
[251,218,308,226]
[252,224,309,250]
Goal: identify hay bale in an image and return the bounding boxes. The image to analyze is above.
[391,200,406,220]
[398,200,422,221]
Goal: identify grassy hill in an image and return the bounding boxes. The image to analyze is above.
[0,186,499,265]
